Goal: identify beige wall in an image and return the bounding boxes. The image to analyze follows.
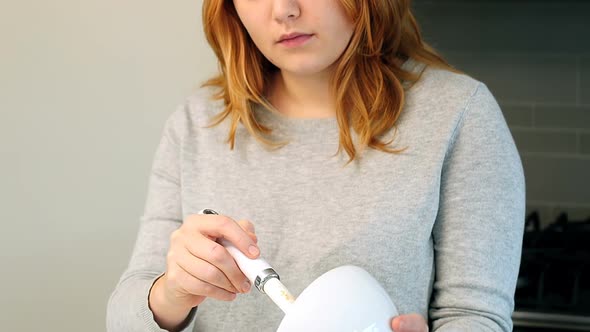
[0,1,217,330]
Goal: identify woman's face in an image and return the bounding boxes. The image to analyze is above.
[233,0,354,77]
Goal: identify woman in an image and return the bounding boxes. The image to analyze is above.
[107,0,525,331]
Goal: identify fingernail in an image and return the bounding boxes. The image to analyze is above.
[249,245,259,256]
[242,280,251,293]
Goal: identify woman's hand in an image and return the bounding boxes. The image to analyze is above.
[148,214,259,330]
[391,313,429,332]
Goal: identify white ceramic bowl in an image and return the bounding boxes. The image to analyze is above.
[277,265,398,332]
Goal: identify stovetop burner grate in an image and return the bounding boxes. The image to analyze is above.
[514,211,590,330]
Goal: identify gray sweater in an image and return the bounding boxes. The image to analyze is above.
[107,59,525,331]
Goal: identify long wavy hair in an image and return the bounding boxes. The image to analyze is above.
[201,0,460,163]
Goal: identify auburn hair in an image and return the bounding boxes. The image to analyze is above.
[201,0,460,163]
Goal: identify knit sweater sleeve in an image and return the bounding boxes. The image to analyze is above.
[106,102,197,332]
[429,83,526,331]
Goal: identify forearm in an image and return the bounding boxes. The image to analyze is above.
[432,317,501,332]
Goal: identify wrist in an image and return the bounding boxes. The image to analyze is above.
[149,274,194,330]
[150,274,194,311]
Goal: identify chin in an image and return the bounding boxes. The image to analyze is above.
[279,62,334,77]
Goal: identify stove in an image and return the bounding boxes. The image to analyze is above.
[513,211,590,331]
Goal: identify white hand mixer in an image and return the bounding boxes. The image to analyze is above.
[199,209,398,332]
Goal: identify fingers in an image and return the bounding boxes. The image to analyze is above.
[237,219,255,234]
[195,215,260,259]
[170,263,238,302]
[391,313,429,332]
[175,249,238,293]
[162,214,259,306]
[237,219,257,243]
[184,233,253,294]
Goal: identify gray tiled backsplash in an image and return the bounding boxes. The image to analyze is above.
[413,1,590,54]
[535,106,590,129]
[581,133,590,154]
[582,56,590,105]
[501,105,533,127]
[522,155,590,204]
[444,52,578,105]
[511,129,578,154]
[414,0,590,226]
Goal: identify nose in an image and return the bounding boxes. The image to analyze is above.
[272,0,300,23]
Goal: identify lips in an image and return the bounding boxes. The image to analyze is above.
[277,34,313,48]
[278,33,312,43]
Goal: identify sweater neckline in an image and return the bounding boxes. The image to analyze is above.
[253,102,339,137]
